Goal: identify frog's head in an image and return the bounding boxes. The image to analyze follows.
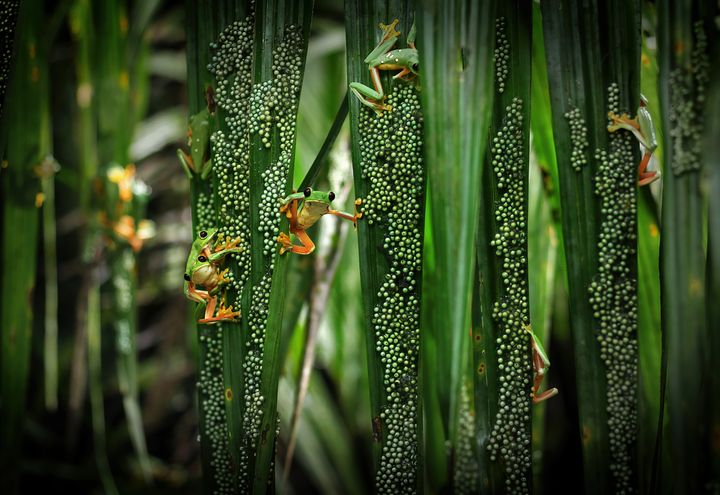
[640,94,648,108]
[184,228,219,283]
[303,187,335,204]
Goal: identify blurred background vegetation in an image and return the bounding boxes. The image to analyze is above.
[0,0,718,494]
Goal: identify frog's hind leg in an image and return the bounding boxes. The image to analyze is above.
[286,227,316,255]
[278,198,316,255]
[637,151,660,186]
[198,295,241,324]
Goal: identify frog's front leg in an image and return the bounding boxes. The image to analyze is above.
[327,198,364,228]
[176,149,196,180]
[207,235,243,264]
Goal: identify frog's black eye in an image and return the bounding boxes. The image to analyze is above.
[303,187,312,197]
[199,230,208,239]
[197,255,207,262]
[184,273,191,281]
[328,191,335,202]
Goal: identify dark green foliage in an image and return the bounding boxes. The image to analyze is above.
[0,0,46,490]
[416,0,496,492]
[0,0,19,127]
[658,1,718,492]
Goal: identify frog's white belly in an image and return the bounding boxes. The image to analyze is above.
[297,201,329,229]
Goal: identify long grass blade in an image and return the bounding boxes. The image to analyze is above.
[415,1,496,492]
[543,0,642,492]
[706,49,720,495]
[473,3,534,493]
[346,2,426,491]
[87,274,119,495]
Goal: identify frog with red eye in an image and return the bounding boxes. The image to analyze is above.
[183,228,242,324]
[277,187,363,255]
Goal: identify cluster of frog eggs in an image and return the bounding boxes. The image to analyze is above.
[358,84,423,493]
[195,190,215,234]
[0,0,19,115]
[247,26,304,259]
[486,97,532,495]
[668,21,708,176]
[494,17,509,94]
[207,17,254,295]
[197,327,235,494]
[588,82,638,495]
[564,106,589,171]
[454,383,479,495]
[207,17,256,489]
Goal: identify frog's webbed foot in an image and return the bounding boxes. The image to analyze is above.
[532,387,559,404]
[214,235,242,253]
[379,19,401,43]
[353,198,363,227]
[607,111,639,132]
[277,232,293,255]
[198,295,241,324]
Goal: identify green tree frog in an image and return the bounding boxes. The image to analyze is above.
[524,323,559,404]
[277,187,362,255]
[349,18,418,114]
[183,228,242,324]
[177,107,214,180]
[607,94,660,186]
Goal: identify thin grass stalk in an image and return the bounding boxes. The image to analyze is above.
[472,3,533,493]
[0,0,45,490]
[528,4,561,488]
[657,1,715,491]
[65,0,98,450]
[86,270,119,495]
[345,1,425,492]
[40,155,59,411]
